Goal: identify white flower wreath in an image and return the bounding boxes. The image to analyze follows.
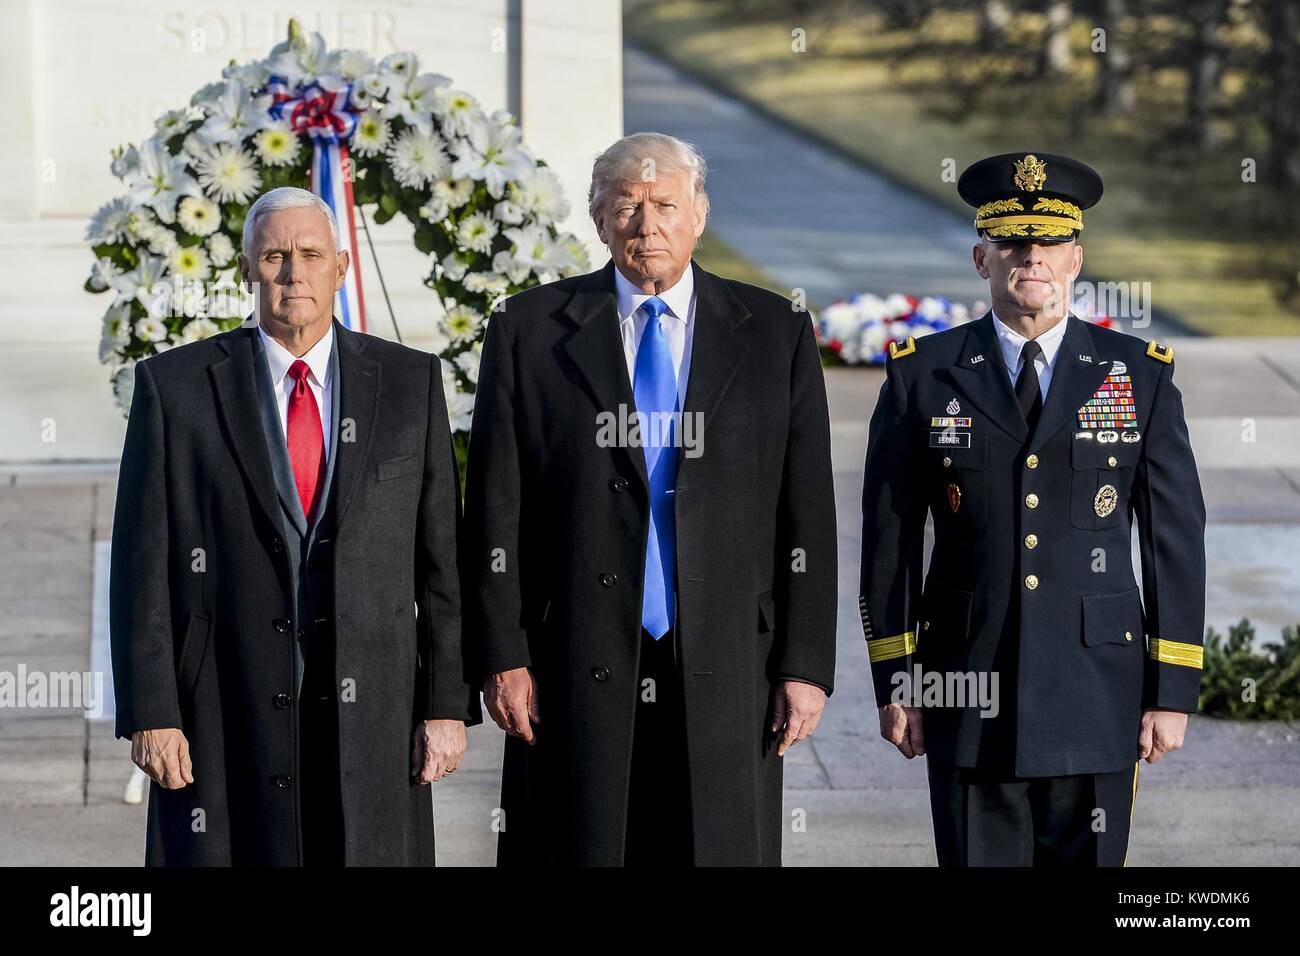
[85,19,589,441]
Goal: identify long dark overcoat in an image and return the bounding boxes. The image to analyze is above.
[110,320,479,865]
[464,260,839,866]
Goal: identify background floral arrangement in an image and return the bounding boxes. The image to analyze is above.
[85,20,589,438]
[816,294,975,365]
[816,293,1116,365]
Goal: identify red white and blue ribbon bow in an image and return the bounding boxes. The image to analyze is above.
[267,77,366,331]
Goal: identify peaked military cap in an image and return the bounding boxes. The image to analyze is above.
[957,151,1103,243]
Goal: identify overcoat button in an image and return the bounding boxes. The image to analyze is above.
[610,477,628,492]
[1108,456,1118,468]
[1024,574,1039,590]
[272,618,290,633]
[1025,493,1040,509]
[599,572,617,587]
[273,693,292,709]
[1125,631,1133,642]
[591,666,611,681]
[1025,533,1039,549]
[942,457,952,468]
[1026,454,1039,469]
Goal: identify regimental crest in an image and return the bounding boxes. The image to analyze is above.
[1013,154,1048,192]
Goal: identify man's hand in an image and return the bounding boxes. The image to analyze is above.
[1138,708,1188,764]
[879,703,925,758]
[484,667,540,744]
[411,719,467,783]
[131,728,193,789]
[771,680,826,757]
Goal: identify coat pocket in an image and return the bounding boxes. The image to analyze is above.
[376,453,419,481]
[1069,437,1139,530]
[176,612,211,697]
[1081,587,1145,647]
[929,431,989,529]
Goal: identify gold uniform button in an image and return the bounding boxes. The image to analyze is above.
[922,620,931,630]
[1026,454,1039,469]
[1025,493,1040,509]
[1024,533,1038,549]
[1108,455,1118,468]
[1025,574,1039,590]
[1125,630,1133,642]
[942,456,952,468]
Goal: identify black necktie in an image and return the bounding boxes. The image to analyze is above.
[1015,339,1044,431]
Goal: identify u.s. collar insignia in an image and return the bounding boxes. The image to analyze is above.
[970,354,985,364]
[1079,354,1093,363]
[1014,154,1048,192]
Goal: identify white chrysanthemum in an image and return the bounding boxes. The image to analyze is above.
[454,343,482,384]
[441,253,469,282]
[169,245,211,281]
[386,129,449,189]
[493,200,525,225]
[180,133,211,165]
[509,166,569,225]
[179,317,221,343]
[155,108,195,139]
[444,389,475,433]
[456,212,497,254]
[378,51,419,87]
[442,303,483,343]
[99,304,132,362]
[176,195,221,237]
[437,90,480,138]
[254,122,302,167]
[418,199,450,224]
[434,178,474,209]
[195,144,261,204]
[491,250,528,285]
[134,315,168,343]
[143,223,179,256]
[86,197,133,244]
[206,232,235,267]
[112,360,137,413]
[88,256,121,292]
[350,110,391,158]
[110,254,168,310]
[463,271,508,296]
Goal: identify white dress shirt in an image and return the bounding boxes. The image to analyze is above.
[614,264,696,406]
[257,323,334,462]
[991,310,1068,399]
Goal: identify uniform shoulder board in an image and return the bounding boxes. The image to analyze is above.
[888,336,918,360]
[1145,340,1174,364]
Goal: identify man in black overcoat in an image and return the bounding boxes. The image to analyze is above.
[110,186,479,865]
[464,132,838,866]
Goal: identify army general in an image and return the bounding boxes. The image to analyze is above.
[859,152,1207,866]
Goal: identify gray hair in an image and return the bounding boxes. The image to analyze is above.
[587,131,710,218]
[241,186,340,257]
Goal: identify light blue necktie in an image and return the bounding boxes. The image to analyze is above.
[632,296,677,640]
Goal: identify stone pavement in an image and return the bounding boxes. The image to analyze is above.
[2,339,1298,866]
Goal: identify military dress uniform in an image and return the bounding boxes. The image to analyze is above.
[858,153,1207,866]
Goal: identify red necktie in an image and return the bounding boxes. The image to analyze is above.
[286,359,325,521]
